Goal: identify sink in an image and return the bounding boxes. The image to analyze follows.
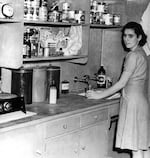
[77,90,121,100]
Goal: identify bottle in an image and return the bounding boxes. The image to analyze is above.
[26,28,31,58]
[49,80,57,104]
[97,66,106,88]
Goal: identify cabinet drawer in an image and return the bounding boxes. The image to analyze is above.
[46,116,80,138]
[81,109,108,127]
[109,103,119,117]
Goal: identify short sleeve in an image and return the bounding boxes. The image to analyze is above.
[123,53,137,75]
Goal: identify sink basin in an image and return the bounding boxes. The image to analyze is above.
[78,90,121,100]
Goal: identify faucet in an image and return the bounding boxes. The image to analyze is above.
[74,75,91,91]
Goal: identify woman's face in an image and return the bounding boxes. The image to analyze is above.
[123,29,141,51]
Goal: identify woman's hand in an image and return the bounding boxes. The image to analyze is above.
[86,90,104,99]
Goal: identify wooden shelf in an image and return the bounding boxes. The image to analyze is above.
[23,55,87,63]
[90,24,122,29]
[24,21,89,27]
[0,18,20,23]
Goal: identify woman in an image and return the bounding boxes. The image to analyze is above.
[86,22,150,158]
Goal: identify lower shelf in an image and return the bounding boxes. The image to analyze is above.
[23,55,87,63]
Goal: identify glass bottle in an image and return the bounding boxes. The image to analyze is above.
[49,80,57,104]
[97,66,106,88]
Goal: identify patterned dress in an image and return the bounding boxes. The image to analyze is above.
[116,47,150,150]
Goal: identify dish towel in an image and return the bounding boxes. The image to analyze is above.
[140,2,150,56]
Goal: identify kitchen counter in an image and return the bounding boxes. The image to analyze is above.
[0,94,121,158]
[0,94,120,132]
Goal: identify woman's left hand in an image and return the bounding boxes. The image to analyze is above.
[86,90,104,99]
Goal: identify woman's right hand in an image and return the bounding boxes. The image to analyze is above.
[86,90,104,100]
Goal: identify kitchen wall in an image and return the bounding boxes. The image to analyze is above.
[2,0,150,94]
[64,0,150,92]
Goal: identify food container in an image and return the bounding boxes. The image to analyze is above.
[75,10,85,24]
[11,68,33,104]
[32,67,47,102]
[46,66,60,100]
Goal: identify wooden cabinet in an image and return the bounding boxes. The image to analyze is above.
[80,121,108,158]
[0,0,23,69]
[0,124,44,158]
[0,0,90,69]
[45,132,79,158]
[0,0,127,69]
[0,101,121,158]
[44,108,109,158]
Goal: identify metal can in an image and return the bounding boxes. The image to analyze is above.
[32,7,39,21]
[25,6,34,21]
[48,10,59,22]
[97,2,105,13]
[75,10,85,24]
[103,13,113,25]
[62,2,71,11]
[39,5,47,21]
[113,14,121,25]
[61,10,69,22]
[68,10,75,20]
[61,80,69,94]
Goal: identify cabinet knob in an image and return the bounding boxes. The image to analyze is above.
[63,124,67,129]
[94,115,98,120]
[74,149,78,153]
[81,146,86,150]
[35,150,42,156]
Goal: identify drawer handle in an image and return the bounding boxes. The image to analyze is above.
[81,146,86,150]
[63,124,68,129]
[74,149,78,153]
[35,150,42,155]
[93,115,98,120]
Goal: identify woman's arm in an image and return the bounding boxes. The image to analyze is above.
[86,53,137,99]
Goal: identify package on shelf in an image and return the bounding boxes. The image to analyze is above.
[23,27,40,58]
[63,25,82,56]
[90,0,121,25]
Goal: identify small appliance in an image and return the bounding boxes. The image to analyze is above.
[0,93,26,114]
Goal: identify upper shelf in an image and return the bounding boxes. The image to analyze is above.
[24,20,89,27]
[90,24,122,29]
[0,18,20,23]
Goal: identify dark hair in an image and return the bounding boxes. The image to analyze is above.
[121,21,147,51]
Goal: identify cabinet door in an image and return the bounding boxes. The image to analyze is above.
[45,132,79,158]
[80,121,109,158]
[0,0,24,69]
[0,124,44,158]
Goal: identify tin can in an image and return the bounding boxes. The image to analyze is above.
[31,0,40,7]
[48,10,59,22]
[61,80,69,94]
[61,10,69,22]
[62,2,71,11]
[24,5,34,20]
[103,13,113,25]
[113,14,121,25]
[97,2,105,13]
[32,7,39,21]
[75,10,85,24]
[39,6,47,21]
[68,10,75,20]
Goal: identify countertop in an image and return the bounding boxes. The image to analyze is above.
[0,94,120,132]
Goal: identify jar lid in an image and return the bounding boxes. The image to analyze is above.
[47,66,60,70]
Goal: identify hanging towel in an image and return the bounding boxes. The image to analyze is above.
[140,2,150,56]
